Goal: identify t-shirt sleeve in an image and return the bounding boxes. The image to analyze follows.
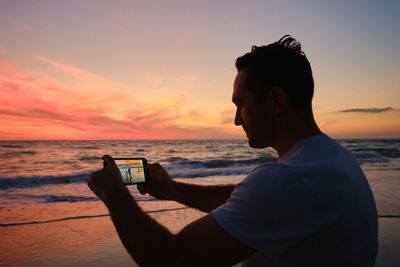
[211,164,316,260]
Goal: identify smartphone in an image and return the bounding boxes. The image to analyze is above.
[114,158,149,185]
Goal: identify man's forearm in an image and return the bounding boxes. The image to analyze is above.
[105,191,179,266]
[170,182,235,212]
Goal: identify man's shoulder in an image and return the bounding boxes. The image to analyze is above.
[285,134,353,160]
[240,162,305,192]
[278,134,358,173]
[250,162,293,177]
[250,162,289,174]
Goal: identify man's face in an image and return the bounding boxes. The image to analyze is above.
[232,69,275,148]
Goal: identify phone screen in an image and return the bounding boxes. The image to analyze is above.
[114,158,148,185]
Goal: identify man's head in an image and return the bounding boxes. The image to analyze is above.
[232,35,315,148]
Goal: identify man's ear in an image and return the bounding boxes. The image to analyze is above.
[267,86,287,115]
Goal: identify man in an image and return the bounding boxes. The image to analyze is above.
[88,35,378,266]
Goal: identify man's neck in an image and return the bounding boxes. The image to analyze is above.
[273,116,322,158]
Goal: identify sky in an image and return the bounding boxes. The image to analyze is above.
[0,0,399,140]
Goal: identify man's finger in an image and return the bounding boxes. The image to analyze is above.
[102,154,117,168]
[137,184,147,195]
[87,176,94,190]
[87,170,99,188]
[147,163,160,174]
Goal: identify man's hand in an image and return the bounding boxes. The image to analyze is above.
[137,163,176,200]
[87,154,130,204]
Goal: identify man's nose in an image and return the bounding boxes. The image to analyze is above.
[234,108,242,126]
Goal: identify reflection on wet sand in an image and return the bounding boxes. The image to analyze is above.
[0,205,206,266]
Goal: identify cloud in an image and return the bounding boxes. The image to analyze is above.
[340,107,393,113]
[219,109,235,125]
[0,56,236,139]
[0,48,7,55]
[0,56,173,139]
[37,56,124,90]
[0,107,77,123]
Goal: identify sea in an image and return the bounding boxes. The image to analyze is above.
[0,139,399,266]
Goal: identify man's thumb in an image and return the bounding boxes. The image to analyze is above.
[137,184,147,195]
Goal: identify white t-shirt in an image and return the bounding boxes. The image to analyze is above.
[212,134,378,267]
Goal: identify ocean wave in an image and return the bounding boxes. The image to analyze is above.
[79,156,101,161]
[0,173,90,189]
[27,194,98,203]
[0,167,248,189]
[0,150,392,189]
[0,168,248,190]
[0,144,24,148]
[0,150,38,158]
[352,151,390,164]
[46,195,97,203]
[76,146,99,150]
[2,193,160,203]
[0,157,275,189]
[352,148,400,158]
[163,157,187,163]
[163,156,277,169]
[162,156,276,178]
[167,165,255,178]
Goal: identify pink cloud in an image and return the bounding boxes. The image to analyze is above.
[0,48,7,55]
[37,56,124,89]
[0,56,238,140]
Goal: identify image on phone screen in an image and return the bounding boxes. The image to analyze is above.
[115,158,147,184]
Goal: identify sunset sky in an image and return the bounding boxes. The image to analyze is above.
[0,0,399,140]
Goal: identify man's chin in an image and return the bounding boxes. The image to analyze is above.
[248,137,268,149]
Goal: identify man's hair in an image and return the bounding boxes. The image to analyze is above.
[235,35,314,116]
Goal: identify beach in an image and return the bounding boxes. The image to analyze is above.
[1,140,399,266]
[0,207,398,266]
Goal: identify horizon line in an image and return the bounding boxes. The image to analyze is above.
[0,137,400,142]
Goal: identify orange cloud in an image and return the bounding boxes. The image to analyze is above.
[0,55,238,140]
[316,109,400,138]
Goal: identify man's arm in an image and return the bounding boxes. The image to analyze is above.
[88,155,254,266]
[169,182,235,212]
[137,163,235,212]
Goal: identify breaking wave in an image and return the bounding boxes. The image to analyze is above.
[0,156,277,189]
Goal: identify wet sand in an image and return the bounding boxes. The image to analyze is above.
[0,209,398,266]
